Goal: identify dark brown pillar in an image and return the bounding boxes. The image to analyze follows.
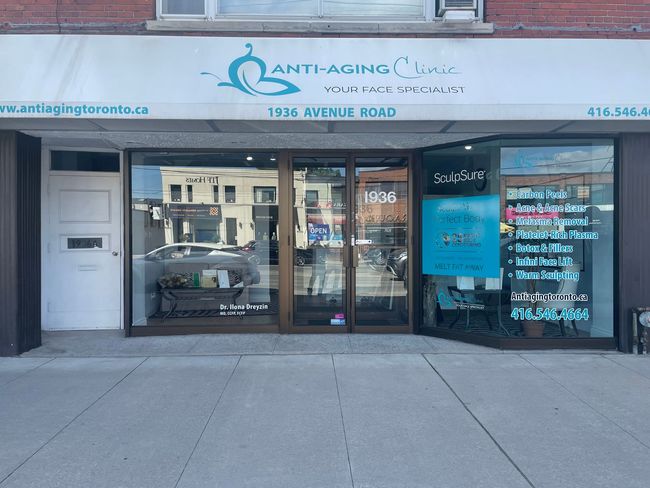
[618,133,650,352]
[0,131,41,356]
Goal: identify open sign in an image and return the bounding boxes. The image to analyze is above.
[308,223,330,242]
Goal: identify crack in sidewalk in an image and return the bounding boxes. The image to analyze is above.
[0,356,149,486]
[173,355,242,488]
[332,354,356,488]
[422,354,537,488]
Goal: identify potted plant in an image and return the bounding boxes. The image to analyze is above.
[157,272,191,289]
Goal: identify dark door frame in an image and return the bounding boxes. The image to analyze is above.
[284,150,414,334]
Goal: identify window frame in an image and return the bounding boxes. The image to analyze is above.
[305,189,319,208]
[158,0,209,19]
[156,0,483,22]
[170,184,182,203]
[224,185,236,203]
[254,186,277,204]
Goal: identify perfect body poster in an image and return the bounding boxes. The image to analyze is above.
[422,195,500,278]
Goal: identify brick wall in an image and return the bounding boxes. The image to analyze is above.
[0,0,154,33]
[1,0,649,38]
[488,0,650,39]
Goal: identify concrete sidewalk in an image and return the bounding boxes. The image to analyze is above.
[1,332,650,488]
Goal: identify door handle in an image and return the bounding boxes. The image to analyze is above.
[112,251,119,256]
[343,242,351,269]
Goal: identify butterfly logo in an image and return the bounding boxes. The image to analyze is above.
[201,43,301,97]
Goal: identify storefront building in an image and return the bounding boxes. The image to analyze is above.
[2,1,650,355]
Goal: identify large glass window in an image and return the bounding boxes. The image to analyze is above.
[159,1,485,20]
[322,0,423,17]
[131,152,279,328]
[220,0,318,16]
[161,0,428,18]
[421,139,615,339]
[219,0,423,17]
[162,0,205,16]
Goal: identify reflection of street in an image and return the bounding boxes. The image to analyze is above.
[292,264,406,297]
[356,264,407,298]
[294,265,343,296]
[248,264,279,290]
[246,261,406,297]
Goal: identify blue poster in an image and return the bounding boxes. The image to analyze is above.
[308,223,330,243]
[422,194,500,278]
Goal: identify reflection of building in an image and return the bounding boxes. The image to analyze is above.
[293,168,346,249]
[160,167,278,247]
[357,167,408,247]
[292,166,409,249]
[500,173,615,222]
[131,198,165,255]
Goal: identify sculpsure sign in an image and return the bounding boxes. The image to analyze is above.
[1,35,649,121]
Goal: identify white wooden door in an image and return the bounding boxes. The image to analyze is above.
[45,174,122,329]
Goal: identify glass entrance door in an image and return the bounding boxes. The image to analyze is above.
[292,157,348,327]
[354,158,409,328]
[291,155,409,331]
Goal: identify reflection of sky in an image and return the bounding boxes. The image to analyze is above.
[501,146,614,175]
[357,166,391,173]
[132,165,163,199]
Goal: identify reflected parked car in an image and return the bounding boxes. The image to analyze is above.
[386,248,408,281]
[131,242,261,323]
[240,240,325,266]
[145,243,260,285]
[240,240,278,265]
[363,248,389,266]
[296,246,328,266]
[386,237,518,293]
